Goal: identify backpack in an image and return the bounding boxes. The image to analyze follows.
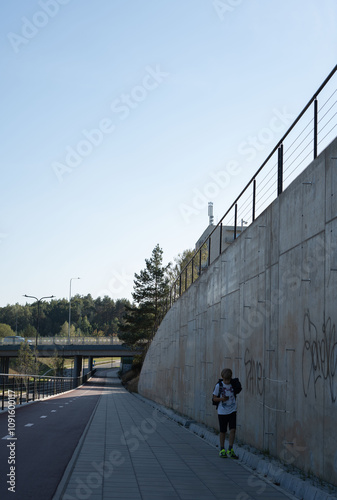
[231,377,242,396]
[212,377,242,409]
[212,379,223,409]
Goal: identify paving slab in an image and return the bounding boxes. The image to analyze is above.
[53,371,320,500]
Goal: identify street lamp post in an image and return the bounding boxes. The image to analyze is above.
[23,294,55,349]
[68,278,80,342]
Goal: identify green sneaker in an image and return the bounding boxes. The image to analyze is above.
[219,449,227,458]
[226,448,239,459]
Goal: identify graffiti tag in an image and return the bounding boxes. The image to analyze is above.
[244,348,264,395]
[302,311,337,402]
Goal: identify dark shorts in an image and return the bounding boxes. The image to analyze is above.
[218,412,237,433]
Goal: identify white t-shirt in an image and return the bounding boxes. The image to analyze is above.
[213,382,237,415]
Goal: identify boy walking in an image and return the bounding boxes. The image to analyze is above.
[212,368,241,458]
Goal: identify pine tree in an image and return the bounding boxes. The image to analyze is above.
[119,244,170,348]
[168,248,194,293]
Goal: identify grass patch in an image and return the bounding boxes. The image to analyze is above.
[120,368,140,393]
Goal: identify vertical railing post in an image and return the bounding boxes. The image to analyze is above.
[234,204,238,240]
[1,377,5,411]
[191,257,194,283]
[219,223,223,255]
[179,274,182,297]
[314,99,318,159]
[20,378,23,405]
[199,247,202,276]
[252,179,256,221]
[208,237,211,266]
[185,266,188,292]
[278,144,283,196]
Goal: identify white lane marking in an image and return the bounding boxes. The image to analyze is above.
[40,416,47,419]
[25,424,34,427]
[59,406,63,408]
[2,435,15,440]
[51,410,56,413]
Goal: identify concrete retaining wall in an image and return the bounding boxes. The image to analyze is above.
[138,137,337,486]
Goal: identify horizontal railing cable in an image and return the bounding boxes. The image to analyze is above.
[169,64,337,306]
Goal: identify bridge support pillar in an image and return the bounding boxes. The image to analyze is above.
[73,356,83,380]
[88,356,94,372]
[0,357,9,375]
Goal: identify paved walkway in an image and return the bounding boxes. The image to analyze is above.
[53,370,300,500]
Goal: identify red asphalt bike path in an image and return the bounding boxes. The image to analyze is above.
[0,371,108,500]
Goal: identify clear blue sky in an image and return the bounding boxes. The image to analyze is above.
[1,0,336,307]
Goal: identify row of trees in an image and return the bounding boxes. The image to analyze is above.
[0,245,195,360]
[0,296,131,338]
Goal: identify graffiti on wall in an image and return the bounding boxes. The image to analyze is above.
[244,348,265,395]
[302,311,337,403]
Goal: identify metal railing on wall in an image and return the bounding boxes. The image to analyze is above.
[0,370,96,411]
[168,64,337,307]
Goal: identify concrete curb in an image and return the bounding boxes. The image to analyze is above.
[134,393,337,500]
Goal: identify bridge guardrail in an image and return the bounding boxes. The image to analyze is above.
[168,64,337,306]
[0,337,122,346]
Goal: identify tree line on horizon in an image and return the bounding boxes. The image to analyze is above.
[0,244,197,354]
[0,295,131,339]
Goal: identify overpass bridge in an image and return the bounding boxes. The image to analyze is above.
[0,337,139,378]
